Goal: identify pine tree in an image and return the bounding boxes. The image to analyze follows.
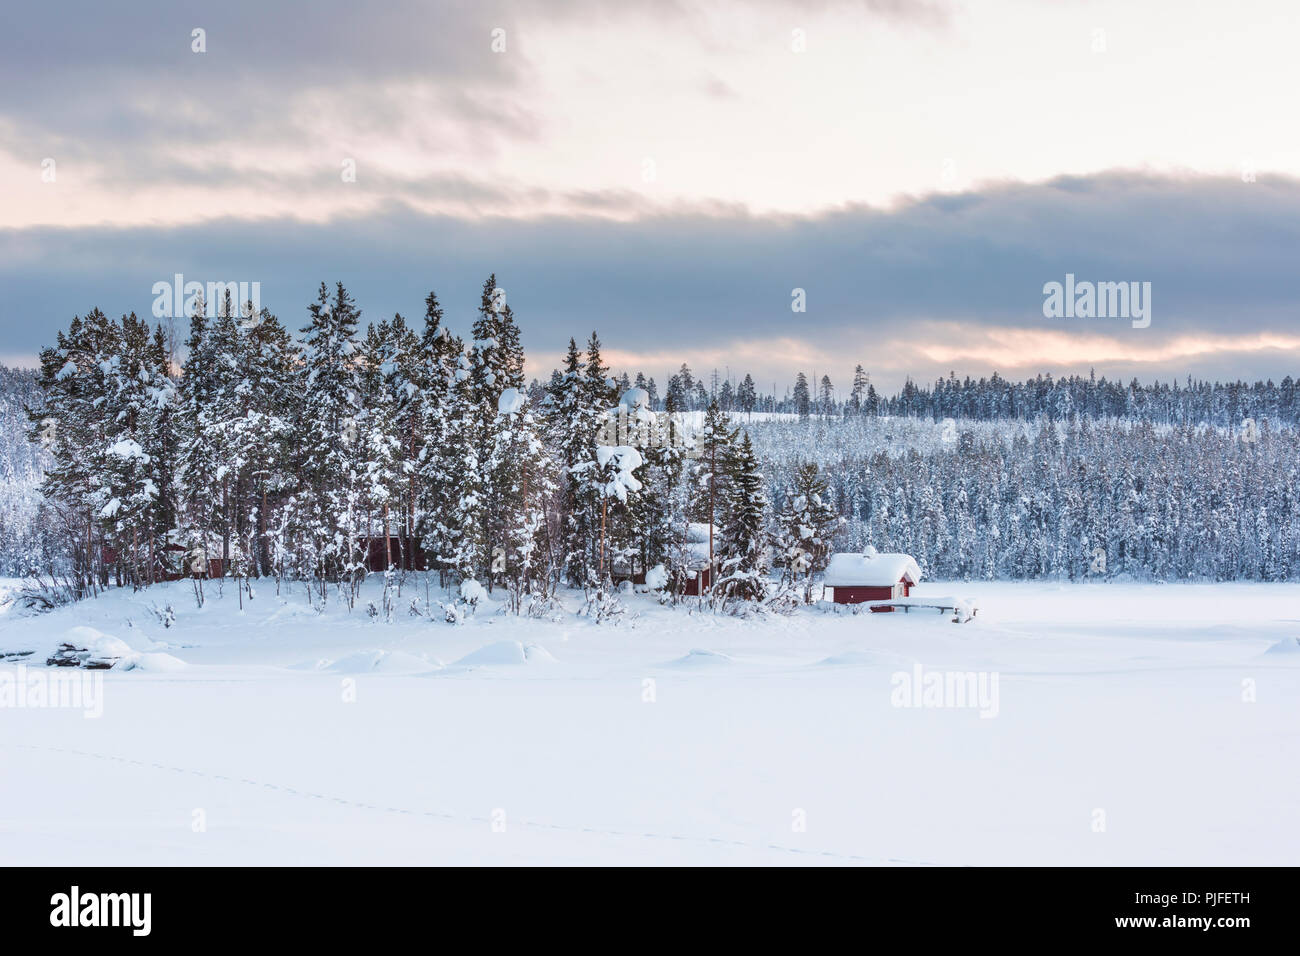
[357,320,405,574]
[691,400,737,595]
[849,365,868,415]
[377,311,423,567]
[716,431,769,602]
[738,374,757,415]
[174,295,221,575]
[774,461,842,602]
[486,388,557,610]
[414,291,460,577]
[31,308,119,595]
[235,304,297,580]
[100,312,162,587]
[793,373,811,420]
[553,333,617,587]
[296,282,363,598]
[548,339,588,584]
[472,274,529,589]
[442,347,486,582]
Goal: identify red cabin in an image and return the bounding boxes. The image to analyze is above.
[823,550,922,610]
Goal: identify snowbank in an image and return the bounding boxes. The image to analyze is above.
[58,626,187,671]
[452,640,555,668]
[1262,637,1300,656]
[662,648,733,668]
[320,649,441,673]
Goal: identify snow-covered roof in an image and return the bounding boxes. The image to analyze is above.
[823,551,921,587]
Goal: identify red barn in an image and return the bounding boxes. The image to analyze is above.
[823,550,922,610]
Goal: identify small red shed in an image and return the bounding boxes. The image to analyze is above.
[823,549,922,610]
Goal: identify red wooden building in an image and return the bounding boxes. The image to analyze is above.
[823,549,922,610]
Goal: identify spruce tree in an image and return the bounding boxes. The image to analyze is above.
[716,431,769,602]
[297,282,363,597]
[774,461,841,602]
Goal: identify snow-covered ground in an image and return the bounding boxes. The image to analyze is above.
[2,576,1298,865]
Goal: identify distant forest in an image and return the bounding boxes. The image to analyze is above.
[580,362,1300,429]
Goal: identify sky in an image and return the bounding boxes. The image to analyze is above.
[3,0,1299,394]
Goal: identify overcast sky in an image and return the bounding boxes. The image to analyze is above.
[3,0,1299,393]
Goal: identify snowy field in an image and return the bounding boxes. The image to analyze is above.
[2,576,1299,866]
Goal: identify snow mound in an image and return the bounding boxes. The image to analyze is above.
[267,602,326,623]
[67,626,134,659]
[453,640,555,668]
[57,627,186,671]
[523,643,557,663]
[1262,637,1300,656]
[322,650,439,674]
[125,652,188,672]
[662,648,734,668]
[644,564,668,591]
[815,650,899,668]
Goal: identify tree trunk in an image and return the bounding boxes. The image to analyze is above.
[600,499,607,580]
[383,505,391,571]
[260,488,269,577]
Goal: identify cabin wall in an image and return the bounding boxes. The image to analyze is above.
[829,583,899,604]
[683,567,712,596]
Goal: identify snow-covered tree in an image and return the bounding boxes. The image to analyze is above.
[486,387,557,609]
[773,461,841,602]
[716,430,769,602]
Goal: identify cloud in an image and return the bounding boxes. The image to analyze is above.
[1,0,967,230]
[3,170,1299,390]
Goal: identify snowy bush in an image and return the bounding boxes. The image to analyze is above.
[578,587,625,624]
[460,578,487,607]
[148,603,176,629]
[644,563,668,591]
[526,593,568,620]
[17,575,79,612]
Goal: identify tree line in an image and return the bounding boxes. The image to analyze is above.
[27,278,828,614]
